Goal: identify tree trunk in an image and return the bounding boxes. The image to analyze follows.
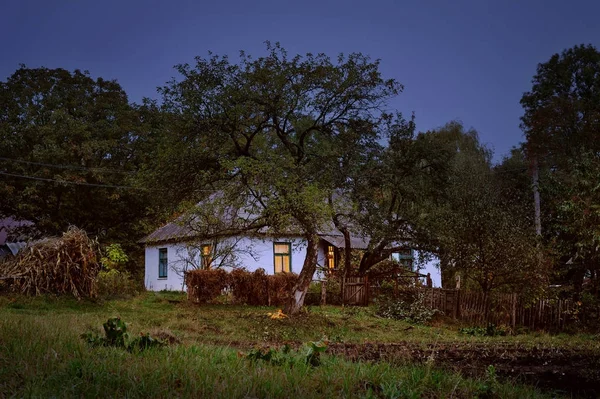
[284,233,320,315]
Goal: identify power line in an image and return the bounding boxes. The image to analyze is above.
[0,171,149,190]
[0,156,134,174]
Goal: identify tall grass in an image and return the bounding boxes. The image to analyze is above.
[0,304,554,398]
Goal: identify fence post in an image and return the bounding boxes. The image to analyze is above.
[341,277,345,307]
[365,275,369,306]
[455,289,461,319]
[320,280,327,306]
[511,293,517,331]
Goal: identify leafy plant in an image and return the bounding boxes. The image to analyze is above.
[459,324,507,337]
[376,291,439,324]
[305,339,328,367]
[100,244,129,271]
[103,317,129,347]
[475,365,500,398]
[129,333,166,352]
[81,317,165,352]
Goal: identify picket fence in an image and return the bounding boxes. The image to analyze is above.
[343,277,576,330]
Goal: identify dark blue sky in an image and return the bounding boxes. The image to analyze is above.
[2,0,599,162]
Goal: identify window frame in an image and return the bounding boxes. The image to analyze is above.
[273,242,292,274]
[158,248,168,279]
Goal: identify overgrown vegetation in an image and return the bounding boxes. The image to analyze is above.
[376,290,440,324]
[459,324,509,337]
[81,317,165,352]
[0,293,571,398]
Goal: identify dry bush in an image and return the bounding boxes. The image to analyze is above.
[185,269,230,303]
[0,227,100,298]
[230,268,269,305]
[186,268,298,306]
[266,272,297,306]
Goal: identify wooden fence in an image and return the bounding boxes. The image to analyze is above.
[342,277,576,330]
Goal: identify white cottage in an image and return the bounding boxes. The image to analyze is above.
[139,217,424,291]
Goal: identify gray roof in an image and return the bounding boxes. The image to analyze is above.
[138,219,200,244]
[319,234,370,250]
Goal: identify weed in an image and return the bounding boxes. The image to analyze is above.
[460,324,508,337]
[81,317,165,352]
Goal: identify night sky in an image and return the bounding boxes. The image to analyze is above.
[2,0,599,162]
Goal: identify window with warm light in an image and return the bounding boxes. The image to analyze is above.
[201,244,213,270]
[327,245,337,269]
[273,242,291,273]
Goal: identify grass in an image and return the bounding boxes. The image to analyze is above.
[0,291,594,398]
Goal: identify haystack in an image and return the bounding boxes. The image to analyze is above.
[0,227,101,298]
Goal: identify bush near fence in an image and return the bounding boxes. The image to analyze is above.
[185,268,297,306]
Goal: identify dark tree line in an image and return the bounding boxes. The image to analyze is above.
[2,43,599,311]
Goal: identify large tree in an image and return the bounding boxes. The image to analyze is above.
[157,43,402,314]
[0,66,156,254]
[423,123,542,301]
[521,44,600,292]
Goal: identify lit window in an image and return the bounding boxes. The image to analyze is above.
[201,244,213,270]
[158,248,168,278]
[273,243,291,273]
[327,245,337,269]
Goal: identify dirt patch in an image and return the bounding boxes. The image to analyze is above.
[327,342,600,398]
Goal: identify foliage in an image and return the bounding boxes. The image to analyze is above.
[521,44,600,294]
[245,344,292,366]
[100,244,129,271]
[244,339,328,368]
[459,324,508,337]
[475,365,500,399]
[0,66,158,252]
[0,226,101,298]
[81,317,165,352]
[96,269,140,299]
[423,122,544,296]
[305,338,329,367]
[376,291,439,324]
[156,42,404,313]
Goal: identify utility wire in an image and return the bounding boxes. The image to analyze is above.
[0,156,134,174]
[0,170,220,193]
[0,171,149,190]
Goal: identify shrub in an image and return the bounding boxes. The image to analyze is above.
[97,269,139,299]
[230,268,268,305]
[266,272,297,306]
[100,244,129,271]
[376,291,439,324]
[186,268,298,306]
[185,269,230,303]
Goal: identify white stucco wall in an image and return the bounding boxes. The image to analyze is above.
[144,236,324,291]
[144,237,441,291]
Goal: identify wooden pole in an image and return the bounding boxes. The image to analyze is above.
[320,280,327,306]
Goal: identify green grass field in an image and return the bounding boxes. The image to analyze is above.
[0,292,594,398]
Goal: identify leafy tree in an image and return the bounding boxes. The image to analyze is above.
[157,43,402,314]
[425,123,543,303]
[0,66,156,264]
[521,44,600,292]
